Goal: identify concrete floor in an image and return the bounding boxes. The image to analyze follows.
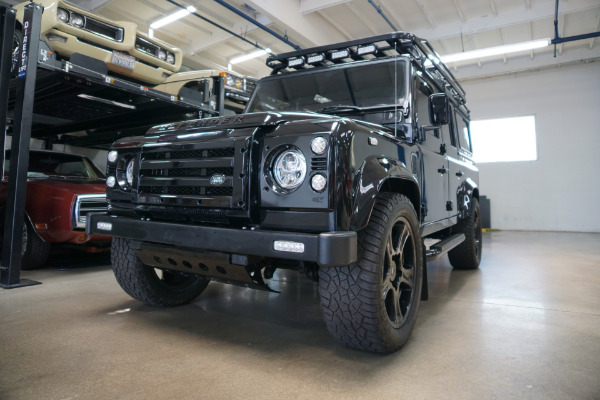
[1,231,599,400]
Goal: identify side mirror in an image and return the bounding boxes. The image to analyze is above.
[429,93,449,125]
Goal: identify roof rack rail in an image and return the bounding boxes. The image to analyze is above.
[266,31,467,107]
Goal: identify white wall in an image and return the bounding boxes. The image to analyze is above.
[462,61,600,232]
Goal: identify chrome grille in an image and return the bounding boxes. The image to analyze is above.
[73,194,108,229]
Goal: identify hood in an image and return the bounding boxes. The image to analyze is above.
[145,112,342,142]
[27,178,106,195]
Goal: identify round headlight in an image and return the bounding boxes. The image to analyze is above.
[310,136,328,155]
[70,13,84,28]
[311,173,327,192]
[166,52,175,64]
[273,149,306,191]
[106,176,116,188]
[158,49,167,61]
[107,150,118,163]
[57,8,69,23]
[126,159,135,186]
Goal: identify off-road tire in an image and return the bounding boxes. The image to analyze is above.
[111,237,209,307]
[448,197,482,269]
[319,193,423,353]
[21,219,51,270]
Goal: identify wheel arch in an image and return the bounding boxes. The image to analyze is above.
[349,156,421,231]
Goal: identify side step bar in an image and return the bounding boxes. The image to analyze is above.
[425,233,465,262]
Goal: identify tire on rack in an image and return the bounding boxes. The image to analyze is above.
[111,237,209,307]
[319,193,423,353]
[21,219,51,270]
[448,197,482,270]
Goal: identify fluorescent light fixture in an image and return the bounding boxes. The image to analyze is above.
[150,5,196,29]
[230,48,271,65]
[440,38,550,64]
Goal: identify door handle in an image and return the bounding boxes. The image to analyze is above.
[456,171,464,177]
[438,167,449,174]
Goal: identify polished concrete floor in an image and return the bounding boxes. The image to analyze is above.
[1,231,599,400]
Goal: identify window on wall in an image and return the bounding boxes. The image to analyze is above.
[470,115,538,163]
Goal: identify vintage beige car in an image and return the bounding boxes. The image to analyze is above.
[12,0,256,111]
[14,0,182,85]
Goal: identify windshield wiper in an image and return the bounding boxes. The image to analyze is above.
[315,105,365,114]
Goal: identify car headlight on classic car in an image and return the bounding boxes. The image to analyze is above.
[273,148,306,191]
[57,7,69,23]
[126,159,135,186]
[166,52,175,64]
[70,13,85,28]
[158,49,167,61]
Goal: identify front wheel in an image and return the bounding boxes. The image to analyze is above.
[111,237,209,307]
[319,193,423,353]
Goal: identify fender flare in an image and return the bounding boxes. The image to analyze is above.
[349,156,421,231]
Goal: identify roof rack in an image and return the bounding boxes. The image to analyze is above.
[266,31,467,107]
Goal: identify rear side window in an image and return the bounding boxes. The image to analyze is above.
[455,112,472,152]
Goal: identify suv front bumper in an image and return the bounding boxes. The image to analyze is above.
[87,213,356,267]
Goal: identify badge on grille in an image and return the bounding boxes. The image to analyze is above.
[210,174,226,185]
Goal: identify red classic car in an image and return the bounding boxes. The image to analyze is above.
[1,150,110,269]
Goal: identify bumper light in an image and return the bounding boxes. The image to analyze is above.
[274,240,305,254]
[97,222,112,231]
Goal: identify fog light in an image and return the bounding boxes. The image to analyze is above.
[274,240,305,253]
[107,151,118,163]
[311,173,327,192]
[106,176,116,188]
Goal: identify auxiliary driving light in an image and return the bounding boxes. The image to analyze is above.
[357,44,377,56]
[273,240,305,253]
[287,57,305,68]
[307,53,325,64]
[330,49,350,60]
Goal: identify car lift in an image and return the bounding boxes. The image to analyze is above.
[0,3,220,288]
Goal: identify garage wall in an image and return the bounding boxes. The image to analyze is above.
[462,61,600,232]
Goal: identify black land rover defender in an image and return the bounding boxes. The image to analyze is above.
[88,32,481,353]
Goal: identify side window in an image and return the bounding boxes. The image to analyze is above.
[448,105,457,148]
[454,111,472,152]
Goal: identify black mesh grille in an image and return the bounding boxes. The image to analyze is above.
[138,143,241,205]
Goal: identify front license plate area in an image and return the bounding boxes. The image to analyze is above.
[111,51,135,70]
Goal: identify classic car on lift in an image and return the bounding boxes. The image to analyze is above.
[11,0,256,113]
[1,149,110,269]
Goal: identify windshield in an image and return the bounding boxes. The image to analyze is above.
[4,151,105,179]
[246,58,408,113]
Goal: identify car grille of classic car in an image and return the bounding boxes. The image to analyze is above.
[73,194,108,229]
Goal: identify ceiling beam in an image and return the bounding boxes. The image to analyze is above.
[590,14,600,50]
[452,0,467,23]
[489,0,498,16]
[414,0,436,29]
[71,0,115,12]
[453,46,600,81]
[412,0,599,42]
[299,0,352,14]
[241,0,346,46]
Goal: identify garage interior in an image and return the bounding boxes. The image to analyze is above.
[1,0,599,399]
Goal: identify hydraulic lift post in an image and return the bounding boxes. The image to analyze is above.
[1,3,43,288]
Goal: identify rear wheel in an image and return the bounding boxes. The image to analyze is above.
[111,237,209,307]
[448,197,482,269]
[319,193,423,353]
